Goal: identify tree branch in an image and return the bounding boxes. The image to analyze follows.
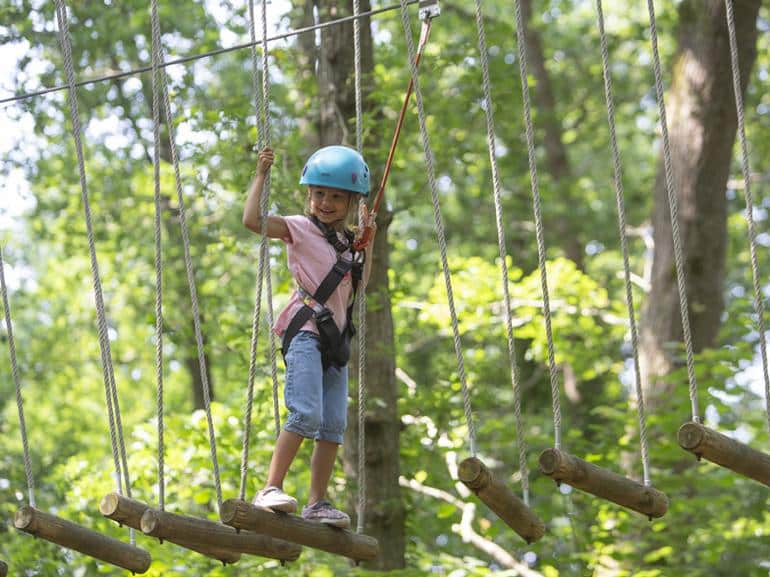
[399,476,544,576]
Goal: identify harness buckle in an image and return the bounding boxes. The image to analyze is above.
[315,307,334,324]
[333,260,351,277]
[297,286,317,309]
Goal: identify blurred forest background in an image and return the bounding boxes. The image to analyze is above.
[1,0,769,575]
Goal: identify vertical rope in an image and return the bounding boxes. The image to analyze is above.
[260,0,272,150]
[355,246,368,533]
[250,0,267,147]
[1,249,36,507]
[723,0,770,434]
[240,236,267,499]
[149,0,165,511]
[260,0,282,441]
[472,0,530,504]
[53,0,132,500]
[512,0,563,449]
[239,0,280,501]
[352,0,369,534]
[240,0,266,501]
[353,0,364,155]
[595,0,651,486]
[645,0,700,423]
[148,0,223,508]
[398,0,477,456]
[265,257,281,438]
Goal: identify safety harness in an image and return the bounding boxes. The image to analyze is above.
[281,216,363,370]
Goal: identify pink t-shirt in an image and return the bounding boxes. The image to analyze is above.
[273,215,354,337]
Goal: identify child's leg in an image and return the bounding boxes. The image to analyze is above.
[300,364,350,527]
[308,363,348,504]
[266,429,304,488]
[308,439,340,504]
[303,438,350,527]
[271,330,324,488]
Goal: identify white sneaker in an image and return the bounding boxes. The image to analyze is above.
[252,486,298,513]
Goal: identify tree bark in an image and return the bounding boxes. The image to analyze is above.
[304,0,406,568]
[138,80,215,409]
[520,0,584,268]
[345,209,405,570]
[640,0,761,396]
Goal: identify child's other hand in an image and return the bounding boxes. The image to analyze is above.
[357,203,377,247]
[358,202,376,229]
[257,147,274,176]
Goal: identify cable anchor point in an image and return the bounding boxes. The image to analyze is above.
[418,0,441,20]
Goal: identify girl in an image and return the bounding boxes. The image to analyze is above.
[243,145,376,528]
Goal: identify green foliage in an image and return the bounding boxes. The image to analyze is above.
[2,0,770,576]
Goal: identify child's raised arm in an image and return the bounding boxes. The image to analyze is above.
[243,147,289,239]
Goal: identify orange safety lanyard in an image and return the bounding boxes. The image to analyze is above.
[354,9,437,251]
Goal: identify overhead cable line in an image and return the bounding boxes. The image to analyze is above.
[1,0,422,107]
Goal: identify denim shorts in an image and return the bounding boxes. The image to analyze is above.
[283,331,348,444]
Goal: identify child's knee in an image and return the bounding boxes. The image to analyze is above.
[285,406,323,438]
[317,404,347,444]
[317,422,346,445]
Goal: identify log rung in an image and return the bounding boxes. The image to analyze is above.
[0,559,7,577]
[678,422,770,486]
[140,507,301,562]
[458,456,545,543]
[538,448,669,518]
[14,506,152,574]
[220,499,379,562]
[99,493,241,564]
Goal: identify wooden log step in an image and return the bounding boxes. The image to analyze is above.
[220,499,379,562]
[458,457,545,543]
[539,448,669,518]
[14,506,152,574]
[0,559,7,577]
[678,422,770,486]
[99,492,241,564]
[140,508,301,562]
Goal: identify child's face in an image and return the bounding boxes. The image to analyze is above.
[308,186,352,225]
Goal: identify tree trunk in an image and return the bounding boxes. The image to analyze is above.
[345,209,405,570]
[520,0,584,268]
[307,0,406,568]
[640,0,761,396]
[518,0,587,409]
[135,81,215,410]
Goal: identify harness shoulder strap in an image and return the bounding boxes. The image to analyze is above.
[310,215,353,255]
[314,259,353,304]
[282,217,362,359]
[281,257,353,356]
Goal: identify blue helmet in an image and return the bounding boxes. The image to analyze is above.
[299,145,370,196]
